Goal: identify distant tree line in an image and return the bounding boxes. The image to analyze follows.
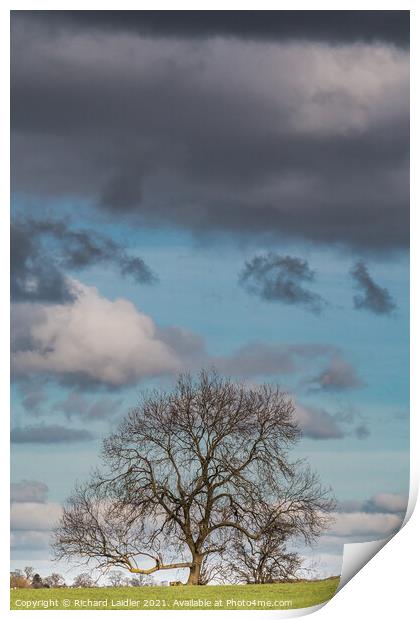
[10,567,66,589]
[10,566,157,589]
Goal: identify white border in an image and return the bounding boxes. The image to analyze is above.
[1,2,417,618]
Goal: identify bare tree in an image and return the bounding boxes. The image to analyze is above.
[226,474,334,584]
[44,573,66,588]
[23,566,35,581]
[227,532,302,584]
[108,571,125,587]
[54,371,334,585]
[10,570,30,589]
[73,573,95,588]
[126,574,154,587]
[199,554,232,585]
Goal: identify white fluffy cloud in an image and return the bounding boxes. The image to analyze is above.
[11,284,362,444]
[12,281,182,386]
[12,281,360,402]
[329,511,402,538]
[367,493,408,514]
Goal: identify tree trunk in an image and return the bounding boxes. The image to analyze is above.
[186,554,203,586]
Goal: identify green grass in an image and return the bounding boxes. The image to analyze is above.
[11,577,340,610]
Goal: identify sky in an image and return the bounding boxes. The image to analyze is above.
[10,10,409,583]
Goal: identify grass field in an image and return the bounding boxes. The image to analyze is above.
[11,577,340,611]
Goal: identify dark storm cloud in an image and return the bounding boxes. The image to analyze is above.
[33,219,155,282]
[11,218,156,303]
[10,16,409,252]
[239,254,325,313]
[350,261,396,315]
[11,222,75,304]
[11,424,94,444]
[13,11,409,46]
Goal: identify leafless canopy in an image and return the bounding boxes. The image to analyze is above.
[226,513,303,584]
[54,371,334,585]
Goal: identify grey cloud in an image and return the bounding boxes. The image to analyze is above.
[12,288,361,443]
[295,403,370,441]
[339,493,407,515]
[11,424,94,444]
[11,282,337,387]
[338,499,364,513]
[119,256,153,281]
[10,22,409,251]
[11,305,46,353]
[351,261,396,315]
[33,220,154,282]
[363,493,407,514]
[10,530,51,550]
[335,407,370,440]
[354,424,370,440]
[295,403,345,440]
[327,511,402,539]
[11,222,75,304]
[12,284,359,390]
[10,480,49,503]
[11,282,183,388]
[157,326,207,364]
[19,382,47,416]
[100,167,143,211]
[54,392,123,421]
[11,501,62,531]
[239,253,326,313]
[307,355,363,392]
[314,513,403,556]
[11,218,156,303]
[13,11,409,46]
[217,343,334,378]
[10,480,62,552]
